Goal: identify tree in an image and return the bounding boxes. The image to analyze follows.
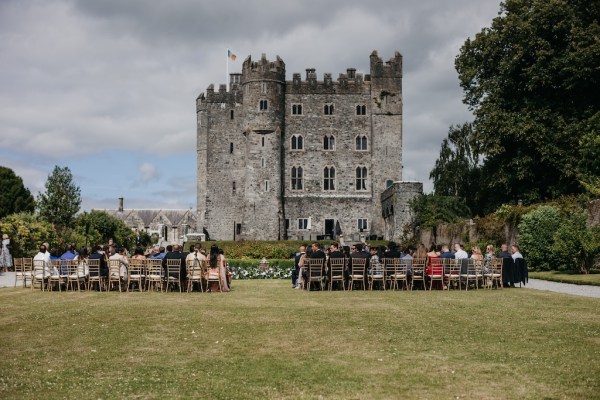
[455,0,600,213]
[430,123,481,214]
[70,211,135,249]
[551,210,600,274]
[0,213,57,257]
[517,205,562,271]
[0,166,35,219]
[37,166,81,228]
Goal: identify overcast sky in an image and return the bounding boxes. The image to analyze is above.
[0,0,502,211]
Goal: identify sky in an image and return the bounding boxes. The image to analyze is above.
[0,0,502,211]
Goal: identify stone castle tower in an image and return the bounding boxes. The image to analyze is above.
[196,51,422,241]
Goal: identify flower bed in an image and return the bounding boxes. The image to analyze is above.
[228,259,294,280]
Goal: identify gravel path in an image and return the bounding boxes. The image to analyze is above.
[1,271,599,298]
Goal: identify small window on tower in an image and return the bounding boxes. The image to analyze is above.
[292,104,303,115]
[262,137,265,147]
[230,110,234,120]
[324,104,334,115]
[230,143,234,154]
[356,104,367,115]
[259,99,268,111]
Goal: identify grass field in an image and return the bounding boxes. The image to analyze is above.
[1,281,599,399]
[529,271,600,286]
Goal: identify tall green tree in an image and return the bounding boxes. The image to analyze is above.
[430,123,481,214]
[0,166,35,219]
[37,166,81,228]
[455,0,600,213]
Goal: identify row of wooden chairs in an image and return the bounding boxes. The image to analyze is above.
[14,257,223,293]
[303,257,504,291]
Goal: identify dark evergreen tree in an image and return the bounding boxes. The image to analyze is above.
[0,166,35,219]
[37,166,81,228]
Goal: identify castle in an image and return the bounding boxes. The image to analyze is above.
[196,51,422,241]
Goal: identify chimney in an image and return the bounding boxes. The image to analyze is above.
[118,197,124,212]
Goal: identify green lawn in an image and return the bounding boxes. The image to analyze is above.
[529,270,600,286]
[1,281,599,399]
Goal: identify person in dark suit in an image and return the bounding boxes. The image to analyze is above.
[498,243,514,287]
[88,245,108,278]
[348,243,369,288]
[162,244,183,288]
[327,242,345,286]
[382,241,402,259]
[309,242,326,285]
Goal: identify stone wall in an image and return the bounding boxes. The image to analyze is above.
[197,51,416,240]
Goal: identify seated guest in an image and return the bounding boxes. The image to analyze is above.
[150,246,166,260]
[440,245,454,259]
[74,247,89,277]
[471,246,484,261]
[293,244,307,289]
[109,247,129,278]
[454,243,468,260]
[348,243,369,288]
[382,241,402,259]
[131,247,147,260]
[60,244,77,260]
[511,245,523,260]
[88,245,108,277]
[33,244,52,276]
[401,246,413,275]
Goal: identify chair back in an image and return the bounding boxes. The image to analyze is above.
[412,257,426,276]
[146,259,163,278]
[350,257,367,276]
[108,259,122,277]
[166,258,181,277]
[384,258,399,278]
[87,259,101,277]
[129,259,145,275]
[308,258,324,280]
[187,258,205,279]
[328,257,345,279]
[398,259,410,276]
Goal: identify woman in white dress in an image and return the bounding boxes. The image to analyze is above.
[0,234,12,272]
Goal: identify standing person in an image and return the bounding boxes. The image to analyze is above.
[498,243,514,287]
[218,248,230,291]
[0,234,12,272]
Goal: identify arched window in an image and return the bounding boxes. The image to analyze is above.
[291,134,304,150]
[355,166,368,191]
[292,104,303,115]
[355,135,368,151]
[259,99,268,111]
[323,166,335,191]
[356,104,366,115]
[291,166,303,190]
[230,109,234,120]
[323,135,335,151]
[324,104,334,115]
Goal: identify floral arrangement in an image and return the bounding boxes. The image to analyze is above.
[228,259,293,280]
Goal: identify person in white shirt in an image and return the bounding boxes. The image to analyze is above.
[511,245,523,260]
[454,243,468,259]
[109,247,129,278]
[33,244,52,277]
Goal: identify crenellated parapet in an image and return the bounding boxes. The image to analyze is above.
[242,53,286,84]
[370,50,402,79]
[287,68,369,95]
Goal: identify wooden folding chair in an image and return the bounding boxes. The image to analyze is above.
[427,258,443,290]
[108,259,123,292]
[14,258,24,288]
[490,257,503,289]
[127,259,145,292]
[48,260,68,292]
[206,262,222,293]
[368,259,386,290]
[328,257,346,291]
[348,257,367,290]
[306,258,325,291]
[187,258,205,292]
[410,257,426,290]
[444,258,461,290]
[165,258,182,292]
[145,259,163,292]
[32,260,49,291]
[66,260,85,291]
[87,259,104,291]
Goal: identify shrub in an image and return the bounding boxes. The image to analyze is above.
[551,211,600,274]
[518,205,562,271]
[0,213,57,257]
[227,259,294,279]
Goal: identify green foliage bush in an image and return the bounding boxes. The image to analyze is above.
[518,206,563,271]
[551,211,600,274]
[0,213,56,257]
[228,259,294,280]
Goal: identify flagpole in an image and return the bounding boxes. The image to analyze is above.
[226,48,230,91]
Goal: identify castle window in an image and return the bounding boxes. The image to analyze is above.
[291,134,304,150]
[324,104,334,115]
[285,219,290,230]
[261,157,265,168]
[323,166,335,191]
[291,166,303,190]
[323,135,335,151]
[265,180,269,192]
[259,99,268,111]
[355,135,368,151]
[230,110,234,120]
[232,181,236,194]
[298,218,309,230]
[292,104,303,115]
[230,143,234,154]
[356,104,367,115]
[386,179,394,188]
[236,223,241,235]
[355,166,368,191]
[262,137,265,147]
[357,218,368,231]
